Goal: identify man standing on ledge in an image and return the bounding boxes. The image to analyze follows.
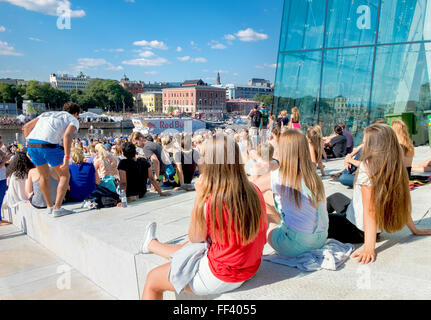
[23,102,81,218]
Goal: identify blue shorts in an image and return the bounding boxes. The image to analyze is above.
[27,140,64,167]
[271,222,328,258]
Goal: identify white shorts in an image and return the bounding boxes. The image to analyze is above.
[189,255,244,296]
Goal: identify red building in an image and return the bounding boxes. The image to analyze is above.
[162,80,226,120]
[119,75,146,96]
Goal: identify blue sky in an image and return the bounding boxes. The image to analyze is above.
[0,0,283,85]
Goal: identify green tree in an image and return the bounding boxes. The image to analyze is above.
[26,102,36,116]
[0,83,19,103]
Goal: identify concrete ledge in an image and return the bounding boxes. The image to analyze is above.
[8,146,431,300]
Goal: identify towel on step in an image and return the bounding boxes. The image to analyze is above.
[169,242,208,294]
[263,239,354,272]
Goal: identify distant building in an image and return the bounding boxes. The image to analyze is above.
[181,79,207,87]
[0,78,24,86]
[221,82,273,100]
[216,72,221,85]
[22,100,46,115]
[0,103,18,116]
[248,78,271,87]
[119,74,146,96]
[162,81,226,120]
[226,99,260,115]
[50,72,90,92]
[137,92,163,113]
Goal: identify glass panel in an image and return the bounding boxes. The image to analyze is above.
[279,0,326,51]
[320,46,374,141]
[325,0,379,48]
[378,0,431,44]
[275,50,322,126]
[372,43,431,143]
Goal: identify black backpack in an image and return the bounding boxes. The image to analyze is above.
[87,185,120,209]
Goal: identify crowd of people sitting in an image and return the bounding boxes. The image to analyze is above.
[0,102,431,301]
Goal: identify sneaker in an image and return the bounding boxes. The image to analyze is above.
[52,207,75,218]
[141,222,157,254]
[46,207,54,215]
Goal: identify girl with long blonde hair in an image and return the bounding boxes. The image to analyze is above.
[94,143,119,179]
[327,124,431,264]
[306,126,326,176]
[289,107,301,130]
[391,120,415,178]
[141,134,267,300]
[263,129,328,258]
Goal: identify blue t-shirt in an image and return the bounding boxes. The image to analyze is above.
[69,163,96,202]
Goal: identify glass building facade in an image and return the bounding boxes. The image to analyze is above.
[274,0,431,143]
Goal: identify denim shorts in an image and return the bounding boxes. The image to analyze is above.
[27,140,64,167]
[189,255,244,296]
[271,222,328,258]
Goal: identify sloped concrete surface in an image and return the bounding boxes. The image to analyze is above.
[0,224,114,300]
[1,146,431,300]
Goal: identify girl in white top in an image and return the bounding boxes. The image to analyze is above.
[327,124,431,264]
[3,152,35,209]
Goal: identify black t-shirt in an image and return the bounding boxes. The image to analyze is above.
[118,158,151,198]
[143,141,165,174]
[277,116,289,128]
[174,149,199,184]
[330,135,347,158]
[250,110,262,128]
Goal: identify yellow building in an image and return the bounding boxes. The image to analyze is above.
[138,92,163,113]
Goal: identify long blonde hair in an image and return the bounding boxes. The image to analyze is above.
[361,124,411,233]
[306,126,323,163]
[278,129,325,208]
[391,120,415,158]
[191,134,264,245]
[291,107,300,123]
[95,143,109,160]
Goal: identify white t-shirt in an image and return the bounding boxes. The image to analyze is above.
[27,111,80,145]
[346,163,380,232]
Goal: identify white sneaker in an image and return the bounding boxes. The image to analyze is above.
[141,222,157,254]
[46,207,54,215]
[53,207,75,218]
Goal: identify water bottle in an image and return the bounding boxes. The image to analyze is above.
[120,190,127,208]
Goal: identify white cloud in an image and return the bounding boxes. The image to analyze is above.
[138,50,155,58]
[144,71,158,75]
[208,40,227,50]
[235,28,268,42]
[133,40,168,50]
[176,46,182,52]
[190,41,200,50]
[233,73,239,77]
[192,57,207,63]
[29,37,43,42]
[177,56,190,62]
[224,34,236,41]
[0,26,5,32]
[256,63,277,69]
[122,56,169,67]
[96,48,125,53]
[177,56,207,63]
[75,58,123,71]
[0,0,86,18]
[0,41,23,56]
